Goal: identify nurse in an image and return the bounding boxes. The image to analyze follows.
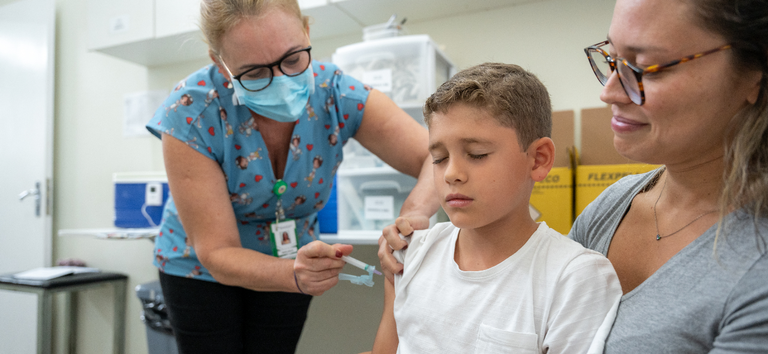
[146,0,438,353]
[380,0,768,351]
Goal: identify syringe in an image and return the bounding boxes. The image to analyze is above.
[341,255,382,275]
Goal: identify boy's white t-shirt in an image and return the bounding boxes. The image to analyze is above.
[393,222,621,354]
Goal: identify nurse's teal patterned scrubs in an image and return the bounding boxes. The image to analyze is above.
[146,61,370,281]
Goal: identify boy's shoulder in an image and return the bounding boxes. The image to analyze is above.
[393,222,455,264]
[533,223,611,268]
[394,222,457,288]
[536,223,602,256]
[531,224,617,292]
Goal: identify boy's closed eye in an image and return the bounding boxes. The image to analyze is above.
[432,156,447,165]
[431,151,491,164]
[468,153,489,160]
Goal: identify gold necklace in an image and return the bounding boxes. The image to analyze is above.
[653,177,717,241]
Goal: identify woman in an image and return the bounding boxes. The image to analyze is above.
[146,0,438,352]
[380,0,768,351]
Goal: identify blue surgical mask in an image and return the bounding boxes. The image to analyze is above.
[232,66,315,123]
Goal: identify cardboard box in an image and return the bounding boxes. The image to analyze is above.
[530,110,575,235]
[576,107,659,216]
[575,163,659,215]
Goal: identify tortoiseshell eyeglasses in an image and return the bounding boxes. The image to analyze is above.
[584,40,732,105]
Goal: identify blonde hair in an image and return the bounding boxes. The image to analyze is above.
[423,62,552,150]
[688,0,768,244]
[199,0,308,56]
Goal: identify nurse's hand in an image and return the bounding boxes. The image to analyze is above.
[378,215,430,282]
[294,241,353,296]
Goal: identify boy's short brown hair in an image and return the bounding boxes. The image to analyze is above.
[423,63,552,149]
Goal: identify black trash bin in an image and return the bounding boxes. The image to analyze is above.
[135,281,179,354]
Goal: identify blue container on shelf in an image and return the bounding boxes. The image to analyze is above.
[317,175,338,234]
[114,172,169,228]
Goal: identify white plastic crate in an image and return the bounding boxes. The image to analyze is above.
[337,166,417,237]
[340,139,384,170]
[332,34,455,107]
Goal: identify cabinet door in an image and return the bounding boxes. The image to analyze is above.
[87,0,154,50]
[156,0,202,38]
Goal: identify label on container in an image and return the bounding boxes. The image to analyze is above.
[362,69,392,93]
[365,196,394,220]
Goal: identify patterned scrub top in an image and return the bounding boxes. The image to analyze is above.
[146,61,371,281]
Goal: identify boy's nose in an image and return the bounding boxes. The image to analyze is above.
[444,160,466,184]
[599,70,632,105]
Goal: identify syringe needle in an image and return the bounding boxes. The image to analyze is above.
[341,255,382,275]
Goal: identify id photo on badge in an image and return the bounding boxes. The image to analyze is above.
[271,219,298,258]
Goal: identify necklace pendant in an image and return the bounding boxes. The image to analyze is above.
[656,234,661,241]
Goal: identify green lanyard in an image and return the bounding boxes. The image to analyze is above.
[273,179,288,224]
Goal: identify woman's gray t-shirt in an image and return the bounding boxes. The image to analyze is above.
[569,170,768,353]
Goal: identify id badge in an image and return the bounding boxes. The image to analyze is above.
[269,219,299,259]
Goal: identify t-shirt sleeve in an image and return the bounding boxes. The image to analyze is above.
[394,225,444,291]
[543,251,623,354]
[709,253,768,353]
[146,72,224,162]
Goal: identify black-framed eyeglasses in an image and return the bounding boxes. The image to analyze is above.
[220,46,312,92]
[584,40,731,105]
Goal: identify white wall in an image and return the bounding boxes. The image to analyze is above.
[0,0,614,352]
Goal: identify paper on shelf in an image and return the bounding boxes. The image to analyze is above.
[13,266,101,281]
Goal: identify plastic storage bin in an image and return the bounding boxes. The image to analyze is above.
[362,17,406,41]
[337,166,417,237]
[340,139,385,170]
[332,35,455,107]
[114,172,169,228]
[135,281,179,354]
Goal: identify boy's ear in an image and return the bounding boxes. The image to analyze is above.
[527,137,555,183]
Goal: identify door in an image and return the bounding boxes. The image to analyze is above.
[0,0,55,352]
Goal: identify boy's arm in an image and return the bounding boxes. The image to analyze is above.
[544,253,622,354]
[372,276,399,354]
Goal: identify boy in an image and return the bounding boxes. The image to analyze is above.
[371,63,621,353]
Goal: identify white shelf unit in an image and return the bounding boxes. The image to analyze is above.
[58,228,160,240]
[86,0,543,66]
[58,227,380,245]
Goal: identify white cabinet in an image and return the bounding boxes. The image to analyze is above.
[155,0,202,38]
[87,0,155,50]
[87,0,207,66]
[87,0,544,66]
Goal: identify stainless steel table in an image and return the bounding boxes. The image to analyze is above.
[0,272,128,354]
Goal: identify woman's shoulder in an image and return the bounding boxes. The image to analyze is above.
[600,169,659,203]
[577,169,659,221]
[569,168,662,252]
[146,64,238,159]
